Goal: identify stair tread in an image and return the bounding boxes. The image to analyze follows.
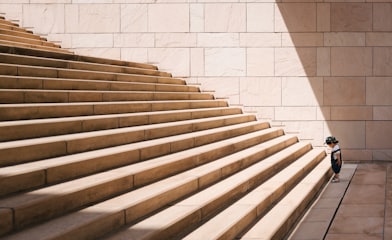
[0,99,229,121]
[0,23,28,32]
[0,29,41,40]
[0,44,158,70]
[240,156,331,240]
[0,40,69,54]
[1,173,194,240]
[0,63,185,85]
[0,99,226,107]
[0,132,292,206]
[0,34,60,47]
[0,89,213,103]
[1,134,296,240]
[0,107,242,142]
[182,149,327,240]
[0,115,258,149]
[0,19,19,26]
[106,139,308,240]
[0,106,240,127]
[0,53,171,77]
[0,75,200,93]
[0,118,266,168]
[0,120,270,195]
[0,89,210,101]
[0,89,204,94]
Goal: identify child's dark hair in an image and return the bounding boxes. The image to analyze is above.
[325,136,339,144]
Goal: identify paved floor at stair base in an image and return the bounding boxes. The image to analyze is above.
[290,162,392,240]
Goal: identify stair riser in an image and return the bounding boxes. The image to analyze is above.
[125,143,305,232]
[0,29,41,40]
[0,64,184,85]
[0,108,242,142]
[0,123,267,197]
[122,140,309,240]
[0,209,12,236]
[0,90,213,103]
[0,23,31,33]
[0,76,199,92]
[217,151,327,240]
[77,55,158,71]
[134,130,286,188]
[68,212,126,240]
[0,45,158,70]
[4,178,200,238]
[196,153,316,238]
[0,116,259,167]
[0,54,171,77]
[0,34,59,48]
[270,169,332,240]
[1,129,281,234]
[0,40,71,54]
[0,100,228,121]
[12,176,134,231]
[0,19,19,26]
[70,62,170,77]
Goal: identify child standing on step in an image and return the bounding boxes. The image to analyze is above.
[325,136,342,183]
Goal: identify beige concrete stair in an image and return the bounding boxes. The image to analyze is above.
[0,107,242,141]
[0,45,156,70]
[181,150,328,240]
[0,23,34,34]
[0,117,268,166]
[0,76,199,92]
[0,89,214,103]
[0,16,333,240]
[0,53,171,77]
[0,63,183,84]
[0,121,272,197]
[104,140,313,240]
[0,127,285,232]
[0,29,43,41]
[240,157,331,240]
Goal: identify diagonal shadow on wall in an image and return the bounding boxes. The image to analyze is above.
[276,2,392,161]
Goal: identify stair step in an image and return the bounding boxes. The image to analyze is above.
[0,118,267,167]
[0,89,214,103]
[0,23,33,33]
[181,149,327,240]
[0,107,242,141]
[0,120,269,201]
[0,99,228,121]
[0,40,71,54]
[0,115,262,198]
[0,34,60,48]
[0,53,171,77]
[0,44,157,70]
[105,139,309,240]
[0,29,42,40]
[0,76,199,92]
[0,63,184,85]
[0,134,294,239]
[0,115,260,186]
[0,128,283,234]
[0,19,18,27]
[240,156,331,240]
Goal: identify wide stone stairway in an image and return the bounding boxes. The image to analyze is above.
[0,16,333,240]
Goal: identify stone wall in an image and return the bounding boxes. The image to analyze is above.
[1,0,392,161]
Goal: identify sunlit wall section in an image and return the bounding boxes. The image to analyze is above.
[1,1,392,161]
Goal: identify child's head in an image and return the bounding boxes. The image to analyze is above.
[325,136,339,147]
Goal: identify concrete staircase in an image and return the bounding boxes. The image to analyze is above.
[0,16,333,240]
